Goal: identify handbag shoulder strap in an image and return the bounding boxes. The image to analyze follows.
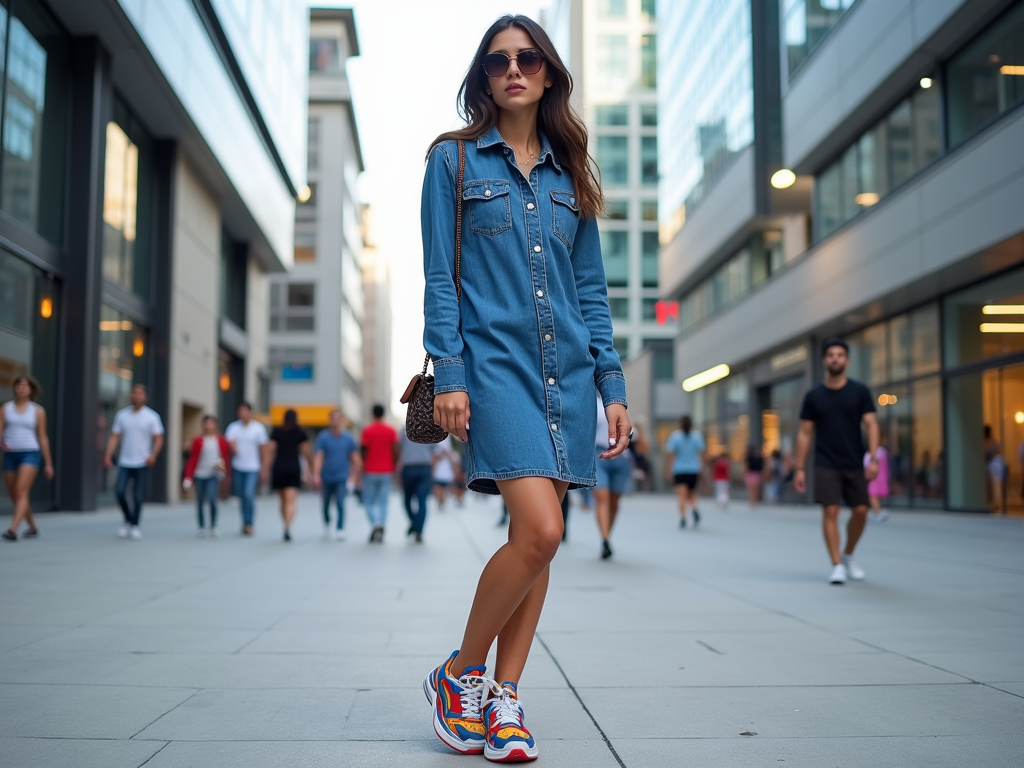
[422,139,466,375]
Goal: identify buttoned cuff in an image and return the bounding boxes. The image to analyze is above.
[597,371,628,408]
[432,357,468,394]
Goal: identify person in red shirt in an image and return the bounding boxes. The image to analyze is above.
[360,404,399,542]
[713,451,731,509]
[182,415,232,536]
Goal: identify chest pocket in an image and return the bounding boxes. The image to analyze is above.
[464,180,512,236]
[550,190,579,249]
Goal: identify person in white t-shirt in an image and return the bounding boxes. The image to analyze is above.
[224,401,268,535]
[432,437,456,510]
[103,384,165,540]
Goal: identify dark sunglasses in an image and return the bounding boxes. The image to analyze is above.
[482,49,545,78]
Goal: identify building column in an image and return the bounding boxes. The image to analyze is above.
[58,38,112,511]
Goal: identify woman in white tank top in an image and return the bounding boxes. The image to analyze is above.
[1,375,54,541]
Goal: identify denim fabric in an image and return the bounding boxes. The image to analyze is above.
[362,473,392,527]
[422,127,627,495]
[194,476,219,529]
[2,450,41,471]
[322,481,347,529]
[233,470,259,527]
[402,464,433,536]
[595,449,632,495]
[115,466,149,526]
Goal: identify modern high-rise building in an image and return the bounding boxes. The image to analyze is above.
[0,0,307,512]
[657,0,1024,512]
[268,7,366,431]
[546,0,676,366]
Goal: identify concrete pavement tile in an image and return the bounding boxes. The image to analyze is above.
[907,651,1024,682]
[848,627,1024,654]
[987,681,1024,697]
[611,734,1024,768]
[86,607,286,631]
[0,625,78,653]
[22,624,261,654]
[0,684,196,739]
[240,629,395,654]
[0,737,165,768]
[580,682,1024,739]
[136,688,359,740]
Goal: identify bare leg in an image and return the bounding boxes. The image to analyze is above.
[3,473,17,533]
[593,487,611,540]
[282,488,298,529]
[452,477,566,678]
[675,484,691,520]
[822,504,842,564]
[607,493,621,532]
[8,466,38,533]
[844,505,868,555]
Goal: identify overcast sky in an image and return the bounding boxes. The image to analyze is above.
[325,0,547,414]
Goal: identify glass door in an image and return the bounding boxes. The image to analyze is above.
[1001,364,1024,514]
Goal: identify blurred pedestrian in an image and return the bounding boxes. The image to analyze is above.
[712,452,731,508]
[104,384,164,540]
[265,409,312,542]
[984,425,1005,513]
[765,449,783,503]
[1,375,54,541]
[451,449,467,507]
[432,436,456,510]
[360,404,398,543]
[399,426,434,543]
[594,395,630,559]
[866,444,890,523]
[794,338,879,585]
[664,415,705,528]
[182,414,230,537]
[225,402,268,536]
[629,420,651,491]
[744,444,764,506]
[313,408,362,541]
[419,16,630,763]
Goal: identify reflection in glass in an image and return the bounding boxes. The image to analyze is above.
[848,322,887,386]
[608,297,629,320]
[102,121,138,290]
[785,0,858,78]
[641,136,657,186]
[596,135,628,185]
[595,104,628,126]
[642,231,659,287]
[943,267,1024,368]
[910,303,940,376]
[596,34,628,88]
[912,376,944,506]
[602,200,628,220]
[309,38,340,73]
[600,230,628,286]
[641,34,656,89]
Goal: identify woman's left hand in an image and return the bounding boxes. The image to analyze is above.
[44,464,55,481]
[600,404,631,459]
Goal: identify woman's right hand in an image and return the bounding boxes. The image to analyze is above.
[434,391,470,442]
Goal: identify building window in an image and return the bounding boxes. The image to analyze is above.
[613,336,630,358]
[608,296,630,320]
[307,117,320,171]
[641,136,658,185]
[602,200,628,220]
[640,104,658,127]
[294,227,316,264]
[0,0,69,245]
[641,201,658,221]
[309,38,341,73]
[943,268,1024,369]
[814,78,938,240]
[296,181,316,222]
[641,231,659,287]
[641,0,656,21]
[270,282,316,332]
[946,2,1024,147]
[220,232,248,329]
[642,298,657,322]
[641,34,657,89]
[652,345,674,381]
[595,104,628,126]
[270,346,315,382]
[600,230,628,287]
[596,34,629,88]
[596,136,628,186]
[784,0,858,79]
[597,0,627,19]
[218,349,244,425]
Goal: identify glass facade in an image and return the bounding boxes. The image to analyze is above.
[218,348,244,425]
[815,79,939,239]
[595,135,628,186]
[640,34,656,89]
[946,1,1024,147]
[783,0,857,79]
[0,0,69,244]
[659,0,753,231]
[600,230,628,287]
[596,34,629,89]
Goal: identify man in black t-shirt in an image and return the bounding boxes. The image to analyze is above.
[794,339,880,585]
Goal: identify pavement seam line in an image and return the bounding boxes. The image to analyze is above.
[136,740,171,766]
[128,689,202,740]
[535,632,628,768]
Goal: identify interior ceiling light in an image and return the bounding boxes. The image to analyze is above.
[982,305,1024,314]
[770,169,796,189]
[919,77,933,88]
[297,185,312,203]
[980,323,1024,333]
[682,364,730,392]
[1000,65,1024,75]
[1016,411,1024,424]
[855,192,880,206]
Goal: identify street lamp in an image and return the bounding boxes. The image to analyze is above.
[770,169,796,189]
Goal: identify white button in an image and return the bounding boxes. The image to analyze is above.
[527,203,535,210]
[534,245,542,253]
[484,189,492,197]
[570,197,576,205]
[537,290,544,297]
[551,423,558,431]
[548,378,555,385]
[545,334,551,341]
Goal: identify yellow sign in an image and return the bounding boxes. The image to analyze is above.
[269,404,339,427]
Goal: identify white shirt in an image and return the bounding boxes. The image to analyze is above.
[195,436,222,478]
[432,437,455,483]
[2,401,40,451]
[225,419,268,472]
[112,406,165,468]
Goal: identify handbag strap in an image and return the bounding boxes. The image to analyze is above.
[422,139,465,375]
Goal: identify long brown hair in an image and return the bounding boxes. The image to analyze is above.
[427,15,603,219]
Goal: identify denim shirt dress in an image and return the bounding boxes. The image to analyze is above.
[421,126,627,495]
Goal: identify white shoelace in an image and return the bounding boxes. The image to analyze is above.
[484,680,524,727]
[457,674,490,719]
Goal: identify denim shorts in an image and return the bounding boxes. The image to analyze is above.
[595,450,632,495]
[3,450,41,472]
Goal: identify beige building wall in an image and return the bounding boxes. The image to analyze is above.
[166,154,221,503]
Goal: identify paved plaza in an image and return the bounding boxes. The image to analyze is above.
[1,490,1022,767]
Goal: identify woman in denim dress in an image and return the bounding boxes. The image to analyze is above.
[421,15,630,763]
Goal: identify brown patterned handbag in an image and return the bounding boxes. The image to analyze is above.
[400,140,465,444]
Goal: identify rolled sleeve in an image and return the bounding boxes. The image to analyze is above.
[432,356,467,394]
[597,371,627,407]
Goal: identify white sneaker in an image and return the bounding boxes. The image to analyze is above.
[197,528,206,538]
[334,529,346,541]
[210,527,219,538]
[829,563,847,584]
[117,525,130,539]
[842,554,865,580]
[876,509,890,523]
[129,526,142,540]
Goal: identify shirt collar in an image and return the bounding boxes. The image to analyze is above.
[476,125,562,172]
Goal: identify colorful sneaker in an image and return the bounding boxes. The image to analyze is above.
[423,650,487,754]
[483,681,538,762]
